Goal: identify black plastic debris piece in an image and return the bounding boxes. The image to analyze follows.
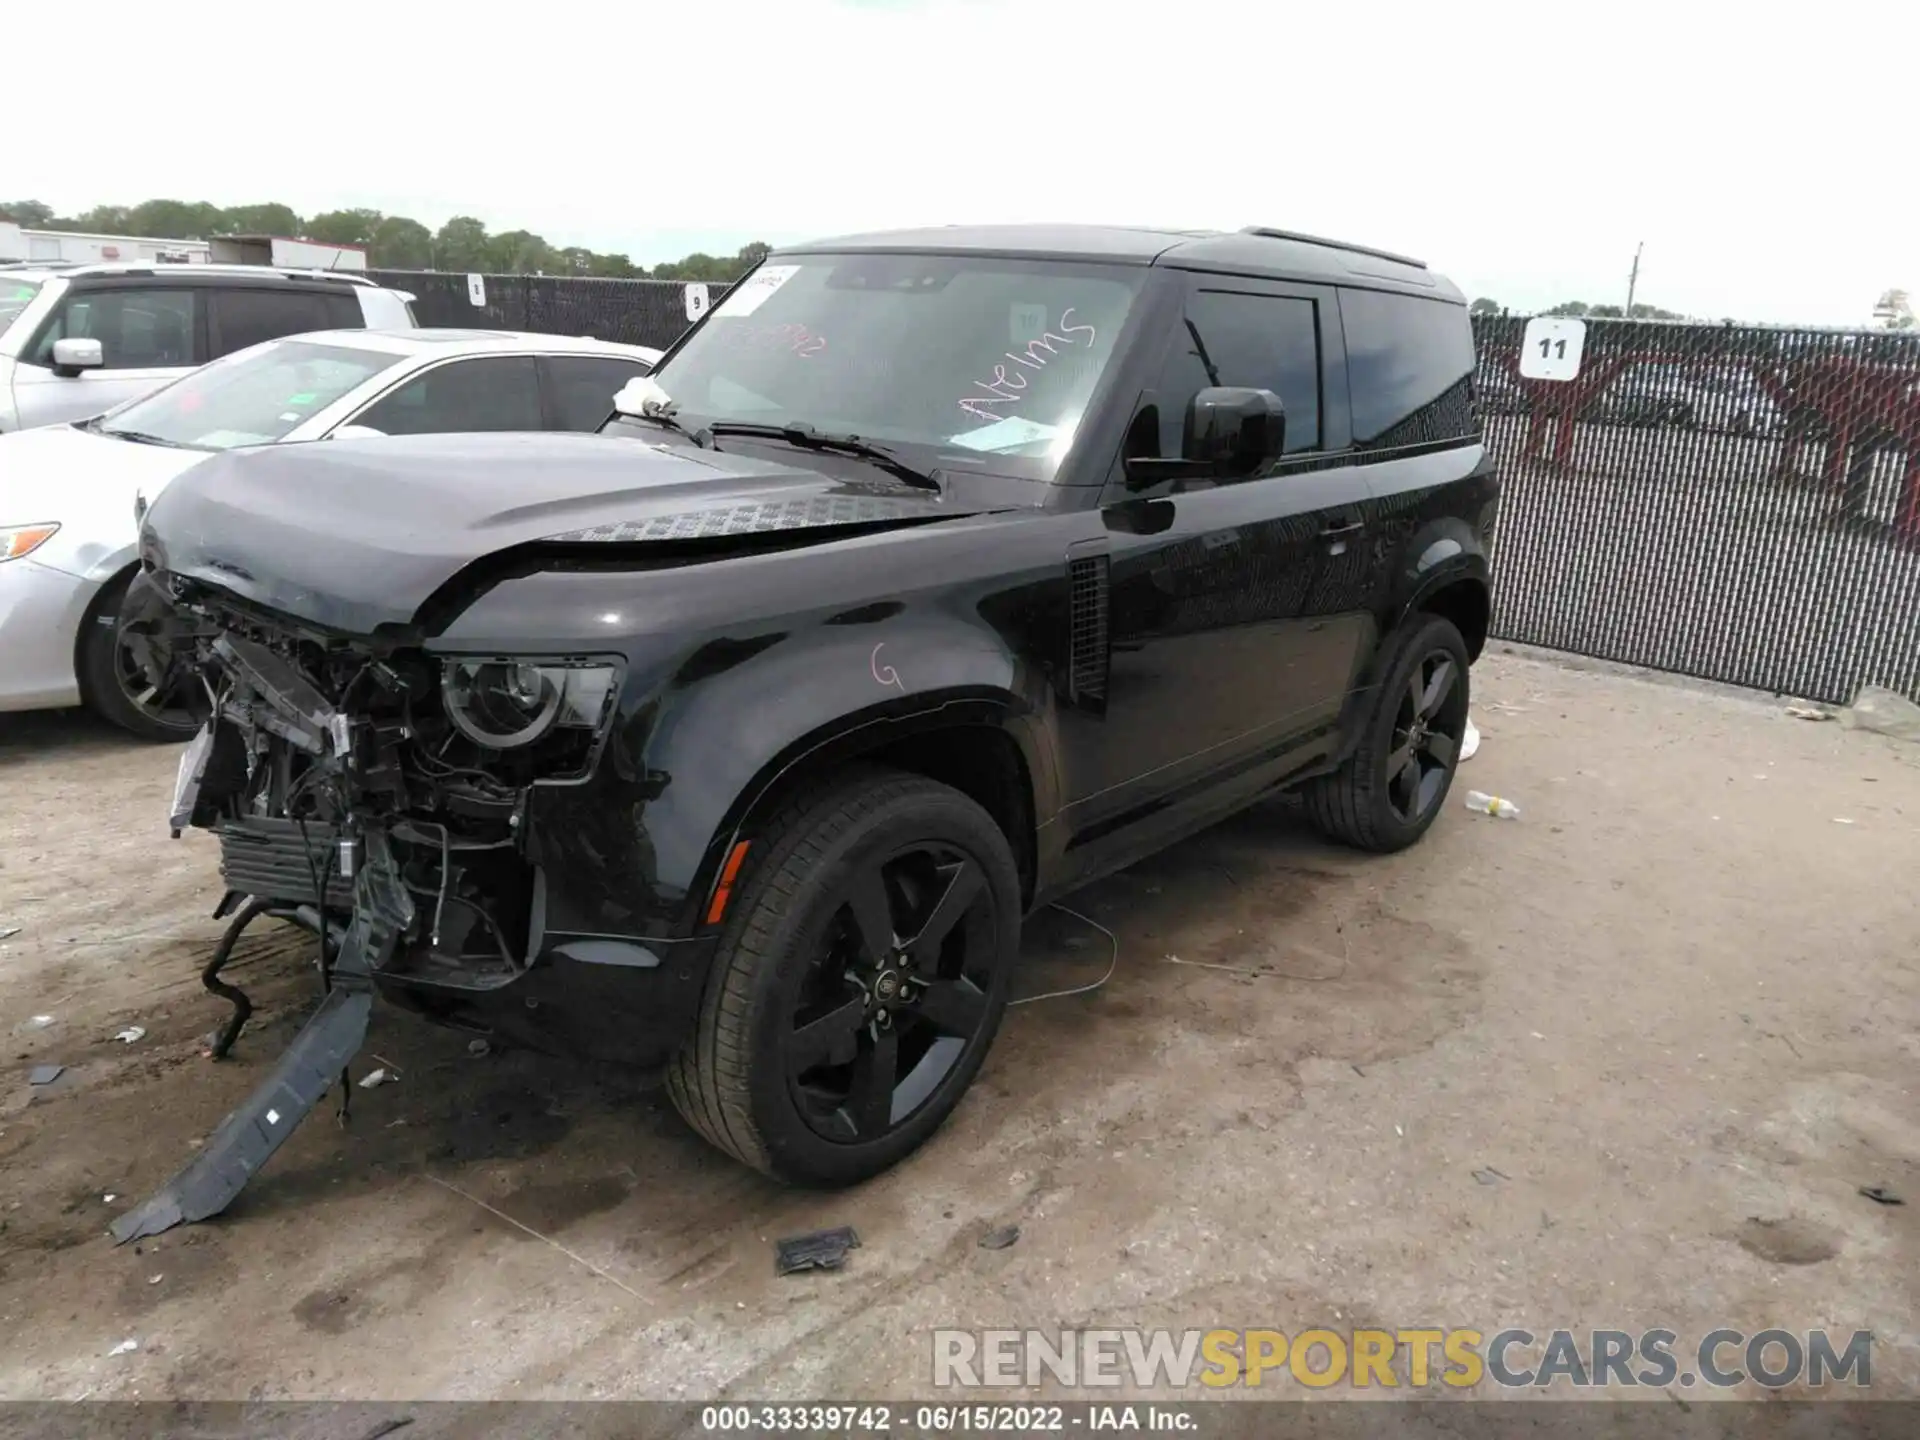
[110,985,373,1244]
[109,843,412,1245]
[1859,1186,1905,1206]
[1472,1167,1510,1186]
[979,1224,1021,1251]
[28,1065,64,1086]
[775,1225,861,1275]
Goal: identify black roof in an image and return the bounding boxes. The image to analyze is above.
[775,224,1460,300]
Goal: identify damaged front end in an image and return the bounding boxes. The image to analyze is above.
[112,573,631,1244]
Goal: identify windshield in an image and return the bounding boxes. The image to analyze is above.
[0,279,42,332]
[647,253,1146,478]
[98,339,403,450]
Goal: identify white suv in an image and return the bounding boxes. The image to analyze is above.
[0,263,416,432]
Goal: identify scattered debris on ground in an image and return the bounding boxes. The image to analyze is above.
[979,1225,1021,1251]
[113,1027,145,1045]
[1463,790,1521,819]
[357,1067,399,1089]
[775,1226,862,1276]
[106,1340,138,1358]
[1472,1167,1510,1186]
[1785,705,1833,722]
[27,1065,64,1087]
[1842,686,1920,743]
[1859,1186,1905,1206]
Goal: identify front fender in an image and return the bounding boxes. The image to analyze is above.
[520,608,1059,943]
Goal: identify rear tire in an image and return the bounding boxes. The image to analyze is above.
[1303,614,1471,853]
[666,767,1021,1186]
[77,571,199,743]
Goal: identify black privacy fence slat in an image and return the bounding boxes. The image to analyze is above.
[369,269,1920,704]
[1477,315,1920,703]
[368,270,711,350]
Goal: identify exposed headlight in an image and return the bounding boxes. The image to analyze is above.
[1,522,60,563]
[440,660,618,750]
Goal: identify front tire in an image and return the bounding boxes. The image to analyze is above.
[77,570,199,743]
[1303,613,1471,853]
[667,767,1021,1186]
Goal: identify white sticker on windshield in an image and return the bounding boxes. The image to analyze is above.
[948,416,1061,452]
[1010,304,1048,345]
[716,265,799,318]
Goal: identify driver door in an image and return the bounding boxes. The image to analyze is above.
[1054,276,1379,845]
[12,284,206,429]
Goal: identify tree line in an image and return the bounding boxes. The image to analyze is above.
[0,198,765,282]
[1469,297,1688,321]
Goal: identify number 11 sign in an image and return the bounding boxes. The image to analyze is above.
[1519,316,1586,381]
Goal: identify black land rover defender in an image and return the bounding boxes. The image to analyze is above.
[115,224,1495,1239]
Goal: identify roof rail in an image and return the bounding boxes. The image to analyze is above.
[1238,226,1427,270]
[77,263,378,286]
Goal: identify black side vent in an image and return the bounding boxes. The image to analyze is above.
[1067,553,1110,713]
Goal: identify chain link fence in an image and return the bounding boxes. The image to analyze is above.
[1476,316,1920,703]
[369,270,714,350]
[366,269,1920,704]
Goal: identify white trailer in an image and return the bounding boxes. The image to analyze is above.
[0,222,207,265]
[207,234,368,271]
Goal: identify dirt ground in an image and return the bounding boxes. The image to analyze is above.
[1,645,1915,1404]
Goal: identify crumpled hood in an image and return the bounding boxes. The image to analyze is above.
[140,430,972,634]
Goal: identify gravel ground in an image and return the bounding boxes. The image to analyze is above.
[0,645,1915,1403]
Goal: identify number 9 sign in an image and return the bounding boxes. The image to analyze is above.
[1519,317,1586,381]
[684,283,711,324]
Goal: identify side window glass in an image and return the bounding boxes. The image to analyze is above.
[34,289,199,369]
[1152,291,1322,466]
[1342,290,1477,451]
[546,356,654,431]
[355,357,543,436]
[325,292,366,330]
[212,290,335,357]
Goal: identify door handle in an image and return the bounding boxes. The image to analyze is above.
[1320,518,1364,538]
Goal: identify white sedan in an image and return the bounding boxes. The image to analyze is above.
[0,328,662,739]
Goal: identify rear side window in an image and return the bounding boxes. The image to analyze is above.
[545,355,656,431]
[324,292,365,329]
[33,287,200,369]
[1341,290,1477,450]
[354,356,543,435]
[1155,289,1322,458]
[210,288,336,358]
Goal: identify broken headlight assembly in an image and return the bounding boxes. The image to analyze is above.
[440,659,619,751]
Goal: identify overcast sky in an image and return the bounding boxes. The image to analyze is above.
[13,0,1911,324]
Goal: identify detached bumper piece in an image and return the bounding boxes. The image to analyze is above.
[110,834,413,1245]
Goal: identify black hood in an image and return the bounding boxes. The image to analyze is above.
[141,431,973,635]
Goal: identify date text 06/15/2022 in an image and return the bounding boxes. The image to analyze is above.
[699,1404,1198,1432]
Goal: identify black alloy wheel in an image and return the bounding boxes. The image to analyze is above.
[667,768,1021,1186]
[784,841,997,1144]
[1304,612,1472,853]
[1383,649,1467,828]
[79,571,200,742]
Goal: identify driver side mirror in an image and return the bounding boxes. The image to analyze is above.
[1122,386,1286,490]
[1184,386,1286,476]
[51,337,104,377]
